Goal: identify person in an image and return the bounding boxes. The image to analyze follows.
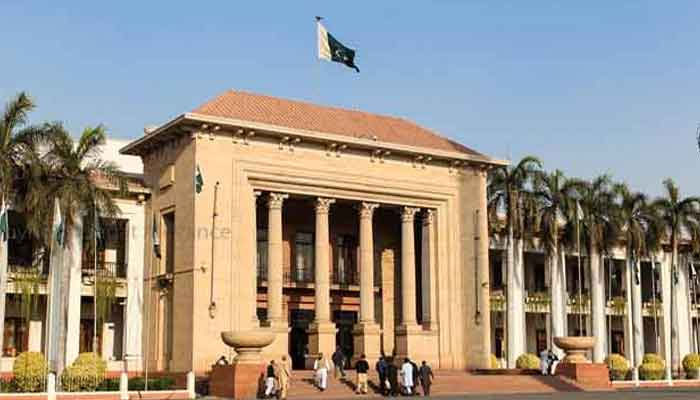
[547,349,559,376]
[387,358,399,397]
[354,353,370,394]
[332,346,346,379]
[314,353,331,391]
[264,360,277,398]
[410,359,419,394]
[277,355,291,399]
[400,358,414,395]
[375,355,388,396]
[418,361,434,396]
[539,349,549,375]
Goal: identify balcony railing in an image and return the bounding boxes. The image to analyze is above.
[284,270,314,284]
[333,268,358,286]
[82,261,127,279]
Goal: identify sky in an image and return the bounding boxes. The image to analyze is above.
[2,1,700,197]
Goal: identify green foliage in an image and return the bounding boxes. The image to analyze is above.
[490,354,501,369]
[642,353,665,366]
[0,377,18,393]
[12,352,47,392]
[515,353,539,369]
[96,378,120,391]
[639,362,665,381]
[128,376,175,391]
[61,352,107,392]
[609,296,626,315]
[604,354,629,381]
[682,353,700,378]
[568,293,590,313]
[490,293,506,311]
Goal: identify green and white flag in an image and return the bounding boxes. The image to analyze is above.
[317,17,360,72]
[195,164,204,194]
[0,200,8,242]
[53,198,64,247]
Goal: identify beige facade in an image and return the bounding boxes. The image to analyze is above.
[122,91,504,374]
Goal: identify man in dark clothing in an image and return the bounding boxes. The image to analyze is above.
[386,357,399,397]
[409,359,419,395]
[332,346,346,379]
[418,361,434,396]
[355,353,370,394]
[547,350,559,376]
[375,356,388,396]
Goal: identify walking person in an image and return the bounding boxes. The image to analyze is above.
[332,346,346,379]
[277,356,291,399]
[400,358,414,396]
[314,353,331,391]
[354,353,370,394]
[547,349,559,376]
[539,349,549,375]
[418,361,434,396]
[387,358,399,397]
[264,360,278,398]
[376,355,389,396]
[410,359,419,395]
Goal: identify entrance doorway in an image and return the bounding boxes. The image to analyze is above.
[334,310,357,366]
[289,310,313,370]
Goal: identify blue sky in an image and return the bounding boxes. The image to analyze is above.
[2,1,699,196]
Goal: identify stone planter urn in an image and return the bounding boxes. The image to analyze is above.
[553,336,595,364]
[210,330,276,399]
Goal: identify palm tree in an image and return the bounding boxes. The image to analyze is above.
[533,169,578,353]
[24,125,125,378]
[0,92,54,358]
[575,175,619,362]
[487,156,542,367]
[652,178,700,375]
[614,183,650,375]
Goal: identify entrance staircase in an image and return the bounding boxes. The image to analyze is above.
[287,369,593,398]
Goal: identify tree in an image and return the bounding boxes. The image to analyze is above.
[0,92,54,359]
[487,156,542,367]
[575,175,619,362]
[532,169,578,351]
[652,178,700,374]
[25,124,125,378]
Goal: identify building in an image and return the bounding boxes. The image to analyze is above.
[1,139,147,373]
[120,90,505,375]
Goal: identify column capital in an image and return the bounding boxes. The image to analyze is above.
[315,197,336,214]
[401,206,420,223]
[422,209,435,226]
[268,193,289,209]
[358,202,379,219]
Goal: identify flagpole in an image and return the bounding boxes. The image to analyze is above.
[93,200,98,357]
[576,201,583,335]
[315,16,322,103]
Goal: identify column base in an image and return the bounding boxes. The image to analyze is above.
[210,363,266,399]
[352,322,381,365]
[261,320,290,361]
[395,323,423,362]
[306,321,337,369]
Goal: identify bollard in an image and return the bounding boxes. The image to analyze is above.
[187,371,196,399]
[120,371,129,400]
[47,372,56,400]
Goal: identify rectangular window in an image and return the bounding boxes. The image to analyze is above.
[334,235,357,284]
[536,329,547,354]
[295,232,314,282]
[257,228,268,283]
[3,317,28,356]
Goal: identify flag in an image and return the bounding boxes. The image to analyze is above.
[195,164,204,194]
[317,17,360,72]
[0,201,8,242]
[53,198,64,247]
[152,213,161,258]
[575,200,584,221]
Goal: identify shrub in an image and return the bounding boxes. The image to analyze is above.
[515,353,539,369]
[490,354,501,369]
[96,378,120,391]
[604,354,629,381]
[639,362,664,381]
[13,352,47,392]
[683,353,700,379]
[61,352,107,392]
[0,377,18,393]
[128,377,175,391]
[642,353,665,367]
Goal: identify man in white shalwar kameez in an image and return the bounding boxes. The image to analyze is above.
[400,358,414,395]
[314,353,331,391]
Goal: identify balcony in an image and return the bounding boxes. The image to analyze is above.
[82,261,127,279]
[333,268,358,286]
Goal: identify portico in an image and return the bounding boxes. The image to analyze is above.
[121,90,504,375]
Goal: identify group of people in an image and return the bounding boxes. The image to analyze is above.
[539,349,559,376]
[314,347,434,397]
[263,356,292,399]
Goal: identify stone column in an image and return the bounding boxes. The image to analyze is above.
[28,320,43,352]
[251,191,262,326]
[421,210,438,330]
[307,198,336,367]
[674,257,692,364]
[353,202,381,364]
[590,250,606,363]
[396,206,422,361]
[630,259,644,369]
[266,193,289,358]
[659,252,673,381]
[507,238,526,368]
[64,212,83,366]
[549,249,567,359]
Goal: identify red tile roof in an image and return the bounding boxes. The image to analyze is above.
[191,90,482,156]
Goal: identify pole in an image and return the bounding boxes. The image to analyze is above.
[93,201,98,355]
[209,182,220,318]
[607,257,612,354]
[651,255,659,352]
[576,202,583,335]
